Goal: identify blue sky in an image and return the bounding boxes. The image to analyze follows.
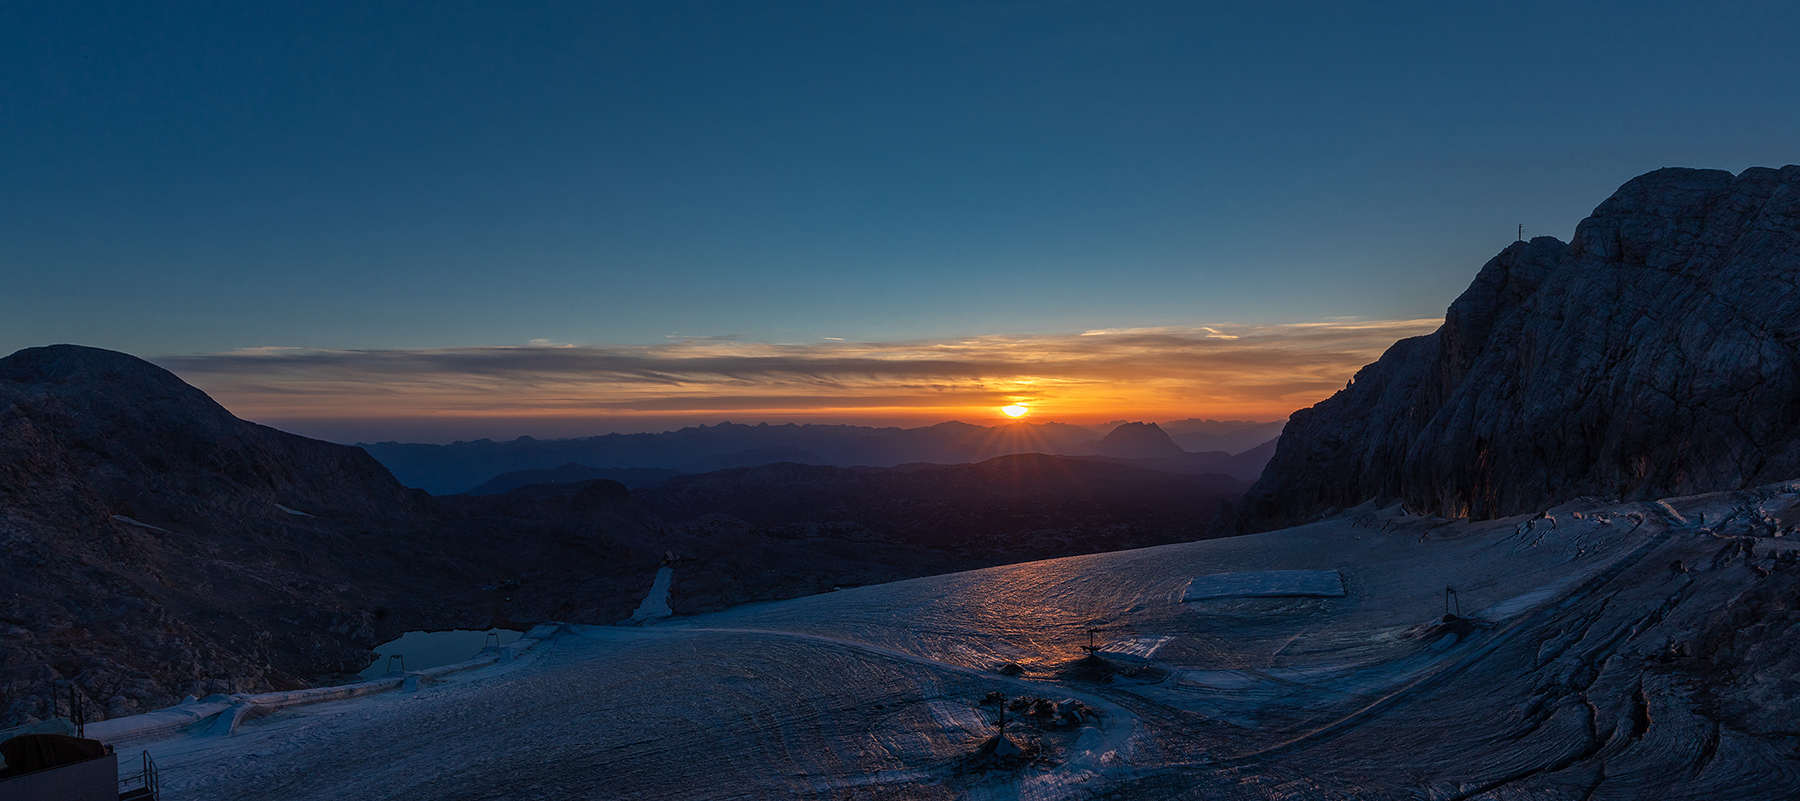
[3,1,1797,438]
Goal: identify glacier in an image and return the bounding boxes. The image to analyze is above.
[100,483,1800,799]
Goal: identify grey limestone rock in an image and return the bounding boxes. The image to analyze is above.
[1239,165,1800,531]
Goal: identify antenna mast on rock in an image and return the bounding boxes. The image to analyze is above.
[1518,224,1523,242]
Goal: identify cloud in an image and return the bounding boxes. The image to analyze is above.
[157,319,1442,439]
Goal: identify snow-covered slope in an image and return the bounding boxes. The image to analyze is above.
[111,482,1800,799]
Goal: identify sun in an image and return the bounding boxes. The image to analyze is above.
[1000,404,1029,418]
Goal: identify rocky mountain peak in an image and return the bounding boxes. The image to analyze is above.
[1236,165,1800,531]
[1094,421,1185,459]
[1,344,240,439]
[0,344,429,524]
[3,343,216,393]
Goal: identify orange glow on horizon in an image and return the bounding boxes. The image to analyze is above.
[166,318,1444,439]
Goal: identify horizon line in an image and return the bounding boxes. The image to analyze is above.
[325,415,1291,446]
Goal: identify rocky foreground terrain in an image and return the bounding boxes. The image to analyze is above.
[0,346,1242,728]
[1239,165,1800,532]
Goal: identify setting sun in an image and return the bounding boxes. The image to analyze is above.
[1000,404,1029,418]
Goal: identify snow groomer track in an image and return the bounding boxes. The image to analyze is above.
[111,483,1800,799]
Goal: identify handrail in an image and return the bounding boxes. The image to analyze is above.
[117,750,158,799]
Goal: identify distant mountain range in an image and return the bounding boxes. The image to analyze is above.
[1119,418,1284,454]
[362,418,1282,495]
[466,464,688,495]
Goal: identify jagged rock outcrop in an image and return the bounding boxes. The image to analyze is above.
[1239,165,1800,532]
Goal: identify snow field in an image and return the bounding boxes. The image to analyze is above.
[104,484,1800,798]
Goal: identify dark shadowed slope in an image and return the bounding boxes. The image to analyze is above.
[465,463,686,494]
[1067,436,1279,483]
[636,454,1244,550]
[1239,166,1800,532]
[478,455,1249,615]
[0,346,672,727]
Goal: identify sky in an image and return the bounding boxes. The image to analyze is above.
[4,1,1798,441]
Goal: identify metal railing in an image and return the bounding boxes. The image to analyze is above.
[118,750,159,800]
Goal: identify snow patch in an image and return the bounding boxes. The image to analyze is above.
[1098,636,1173,661]
[111,515,170,533]
[923,699,988,742]
[625,567,674,624]
[1178,670,1263,690]
[275,505,314,517]
[1478,585,1563,621]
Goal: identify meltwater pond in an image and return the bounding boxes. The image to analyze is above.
[358,628,521,677]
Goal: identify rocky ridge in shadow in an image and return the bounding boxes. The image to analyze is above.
[0,346,674,727]
[1237,165,1800,532]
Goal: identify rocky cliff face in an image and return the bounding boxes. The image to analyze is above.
[1238,166,1800,532]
